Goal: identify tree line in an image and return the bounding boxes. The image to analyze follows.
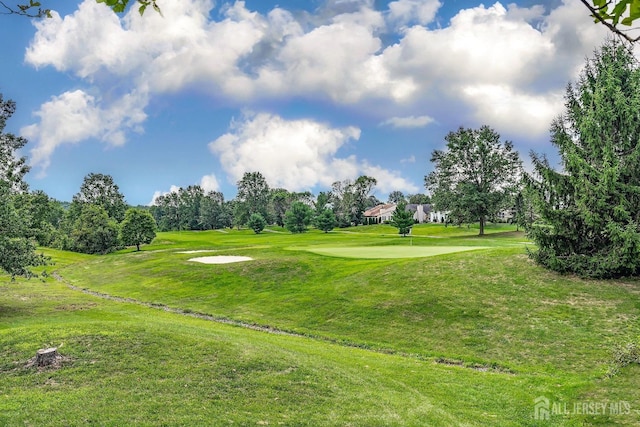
[150,172,387,234]
[2,40,639,279]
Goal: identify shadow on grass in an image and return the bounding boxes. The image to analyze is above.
[0,304,31,319]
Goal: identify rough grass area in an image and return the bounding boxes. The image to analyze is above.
[299,245,490,258]
[2,224,640,425]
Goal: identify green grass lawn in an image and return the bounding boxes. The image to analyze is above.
[1,224,639,425]
[299,245,490,258]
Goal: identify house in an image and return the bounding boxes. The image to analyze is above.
[496,208,515,223]
[405,204,431,223]
[429,209,448,223]
[363,203,397,224]
[365,203,447,224]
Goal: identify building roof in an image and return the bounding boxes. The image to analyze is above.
[364,203,396,217]
[405,203,432,213]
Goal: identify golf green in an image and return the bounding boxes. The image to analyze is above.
[300,246,490,259]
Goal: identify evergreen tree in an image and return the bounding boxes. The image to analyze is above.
[315,208,337,233]
[526,40,640,278]
[390,201,414,237]
[247,213,267,234]
[284,201,313,233]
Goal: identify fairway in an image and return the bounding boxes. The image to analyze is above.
[4,226,640,426]
[300,245,489,259]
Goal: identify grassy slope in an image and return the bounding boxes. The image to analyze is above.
[1,224,639,425]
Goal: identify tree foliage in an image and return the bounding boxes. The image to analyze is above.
[177,185,204,230]
[390,201,414,236]
[270,188,291,227]
[73,173,127,222]
[426,126,522,235]
[582,0,640,43]
[247,213,266,234]
[526,40,640,278]
[0,94,29,191]
[236,172,271,226]
[0,182,48,278]
[16,189,65,246]
[151,186,232,231]
[330,176,377,227]
[2,0,160,18]
[284,201,313,233]
[0,94,48,278]
[387,191,406,204]
[408,193,431,204]
[199,191,231,230]
[315,208,336,233]
[120,208,156,251]
[70,204,119,254]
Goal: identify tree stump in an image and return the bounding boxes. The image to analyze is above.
[36,347,58,367]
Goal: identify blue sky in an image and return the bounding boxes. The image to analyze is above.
[0,0,607,205]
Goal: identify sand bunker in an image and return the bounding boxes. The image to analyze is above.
[189,256,253,264]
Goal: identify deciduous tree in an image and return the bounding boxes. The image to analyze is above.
[426,126,522,236]
[199,191,231,230]
[330,176,377,227]
[2,0,160,18]
[70,204,119,254]
[388,191,406,204]
[581,0,640,43]
[236,172,271,226]
[0,94,47,278]
[408,193,430,204]
[73,173,127,222]
[120,208,156,251]
[0,94,29,191]
[0,182,47,278]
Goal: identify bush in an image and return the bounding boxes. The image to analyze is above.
[247,213,266,234]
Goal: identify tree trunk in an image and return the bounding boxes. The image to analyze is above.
[136,243,141,251]
[479,216,485,236]
[36,347,58,367]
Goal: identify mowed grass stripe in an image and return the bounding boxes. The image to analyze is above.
[299,245,490,259]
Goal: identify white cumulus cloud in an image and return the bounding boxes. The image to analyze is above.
[387,0,441,27]
[22,0,609,172]
[22,89,147,173]
[361,162,419,194]
[200,173,221,193]
[209,113,418,193]
[209,112,361,190]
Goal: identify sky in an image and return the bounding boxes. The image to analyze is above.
[0,0,610,205]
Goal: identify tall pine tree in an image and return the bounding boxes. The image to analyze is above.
[527,40,640,278]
